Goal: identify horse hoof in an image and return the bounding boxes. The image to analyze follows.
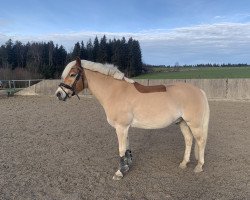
[179,162,187,169]
[113,170,123,180]
[194,165,203,173]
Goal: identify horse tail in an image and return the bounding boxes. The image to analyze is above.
[195,89,210,160]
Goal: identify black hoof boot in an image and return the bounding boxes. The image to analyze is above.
[125,149,133,166]
[113,150,133,180]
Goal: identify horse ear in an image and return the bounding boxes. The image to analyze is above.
[76,57,82,67]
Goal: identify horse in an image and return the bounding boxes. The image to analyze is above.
[55,58,210,180]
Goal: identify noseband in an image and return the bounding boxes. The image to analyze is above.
[59,66,86,100]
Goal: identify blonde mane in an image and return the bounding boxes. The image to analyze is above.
[62,60,134,83]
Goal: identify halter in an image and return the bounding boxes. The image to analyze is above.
[59,66,86,100]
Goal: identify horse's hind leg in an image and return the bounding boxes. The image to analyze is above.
[190,89,210,173]
[113,125,132,180]
[189,126,208,173]
[189,100,209,173]
[179,120,193,169]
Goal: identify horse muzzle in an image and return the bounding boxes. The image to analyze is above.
[56,91,65,101]
[55,87,70,101]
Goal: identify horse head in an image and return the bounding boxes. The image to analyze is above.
[56,57,86,101]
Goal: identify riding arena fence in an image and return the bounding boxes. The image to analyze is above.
[0,79,43,96]
[14,78,250,101]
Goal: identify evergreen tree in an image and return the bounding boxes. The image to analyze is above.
[72,42,81,59]
[53,45,67,78]
[93,36,99,62]
[0,36,144,79]
[121,37,129,74]
[106,39,113,63]
[48,41,54,67]
[131,40,142,76]
[111,37,129,75]
[5,39,14,68]
[26,42,43,73]
[98,35,108,63]
[12,41,27,69]
[80,41,87,60]
[86,39,94,61]
[39,41,55,78]
[0,44,9,68]
[111,39,122,68]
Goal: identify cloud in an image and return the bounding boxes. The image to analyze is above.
[132,23,250,64]
[213,13,250,23]
[1,23,250,65]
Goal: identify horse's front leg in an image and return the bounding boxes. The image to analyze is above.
[113,125,132,180]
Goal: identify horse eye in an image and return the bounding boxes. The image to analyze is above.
[70,74,76,77]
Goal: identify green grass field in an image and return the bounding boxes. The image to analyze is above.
[134,67,250,79]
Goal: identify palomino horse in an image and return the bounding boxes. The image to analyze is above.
[55,58,210,180]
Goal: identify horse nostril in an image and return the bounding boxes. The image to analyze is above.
[56,92,62,99]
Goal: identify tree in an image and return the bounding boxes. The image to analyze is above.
[0,36,144,79]
[37,41,56,78]
[111,38,128,74]
[127,38,142,77]
[86,39,93,61]
[93,36,99,62]
[106,39,112,63]
[0,44,9,68]
[98,35,108,63]
[133,40,142,76]
[5,39,14,68]
[80,41,87,60]
[26,42,43,73]
[48,41,54,67]
[71,42,81,59]
[53,45,67,78]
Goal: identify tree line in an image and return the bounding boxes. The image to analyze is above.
[0,35,142,79]
[71,35,142,77]
[145,63,250,69]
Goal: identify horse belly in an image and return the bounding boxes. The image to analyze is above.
[130,93,181,129]
[131,112,177,129]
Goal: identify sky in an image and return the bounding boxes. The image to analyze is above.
[1,0,250,65]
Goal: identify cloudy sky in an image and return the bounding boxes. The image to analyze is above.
[1,0,250,65]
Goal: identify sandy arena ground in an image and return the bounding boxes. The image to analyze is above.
[0,96,249,200]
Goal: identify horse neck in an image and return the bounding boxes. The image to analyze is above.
[84,69,117,105]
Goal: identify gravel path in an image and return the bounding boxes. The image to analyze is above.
[0,96,249,200]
